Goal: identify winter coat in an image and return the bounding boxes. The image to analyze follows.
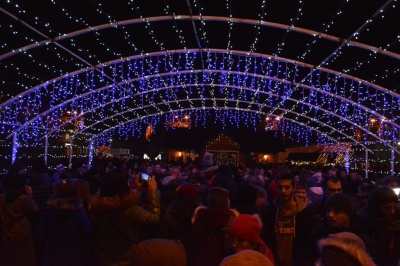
[356,206,400,266]
[302,217,377,265]
[191,206,239,266]
[0,192,39,266]
[89,189,161,266]
[159,197,198,264]
[37,197,91,266]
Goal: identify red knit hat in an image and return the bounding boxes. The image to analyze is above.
[177,183,198,199]
[229,214,264,245]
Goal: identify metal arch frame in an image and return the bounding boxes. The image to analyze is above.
[29,68,398,141]
[2,48,395,108]
[69,97,374,154]
[3,53,399,155]
[11,81,399,156]
[5,56,399,139]
[1,15,400,62]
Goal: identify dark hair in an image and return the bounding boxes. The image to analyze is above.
[277,171,294,186]
[100,172,130,197]
[381,175,399,187]
[322,176,340,190]
[53,179,78,198]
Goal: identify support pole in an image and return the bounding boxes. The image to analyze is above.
[88,139,94,168]
[345,148,350,173]
[69,139,73,169]
[365,149,368,179]
[391,148,395,175]
[44,135,48,165]
[11,133,18,165]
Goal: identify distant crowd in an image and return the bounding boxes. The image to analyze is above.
[0,152,399,266]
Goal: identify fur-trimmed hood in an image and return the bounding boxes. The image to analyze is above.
[47,197,83,211]
[316,232,376,266]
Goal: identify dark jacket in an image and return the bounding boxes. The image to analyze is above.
[191,206,238,266]
[0,191,39,266]
[356,206,400,266]
[37,197,91,266]
[159,197,199,264]
[89,189,161,266]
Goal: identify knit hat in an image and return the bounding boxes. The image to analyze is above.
[367,187,398,209]
[326,193,354,218]
[177,183,198,199]
[202,152,214,167]
[56,164,65,172]
[207,186,229,209]
[229,214,264,245]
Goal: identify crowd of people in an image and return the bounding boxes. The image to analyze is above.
[0,153,399,266]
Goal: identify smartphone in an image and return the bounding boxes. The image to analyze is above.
[141,172,150,181]
[393,188,400,196]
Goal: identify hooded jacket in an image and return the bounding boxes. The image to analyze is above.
[315,232,376,266]
[262,195,310,266]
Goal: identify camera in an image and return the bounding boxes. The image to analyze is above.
[141,172,150,181]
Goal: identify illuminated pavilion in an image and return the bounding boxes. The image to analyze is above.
[0,0,399,176]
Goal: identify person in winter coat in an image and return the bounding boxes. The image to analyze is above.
[191,186,239,266]
[228,214,275,265]
[159,183,200,265]
[89,170,161,266]
[315,232,376,266]
[37,178,91,266]
[356,186,400,266]
[0,165,39,266]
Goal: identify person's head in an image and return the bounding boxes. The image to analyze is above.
[317,232,375,266]
[326,169,337,178]
[207,186,230,209]
[177,183,198,200]
[170,166,180,178]
[146,165,154,174]
[367,186,399,219]
[326,193,353,230]
[202,152,214,168]
[295,183,309,204]
[100,172,130,197]
[339,169,348,178]
[229,214,264,253]
[381,175,399,190]
[235,184,257,208]
[154,164,162,173]
[277,171,295,202]
[53,179,78,198]
[322,176,342,198]
[349,170,358,182]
